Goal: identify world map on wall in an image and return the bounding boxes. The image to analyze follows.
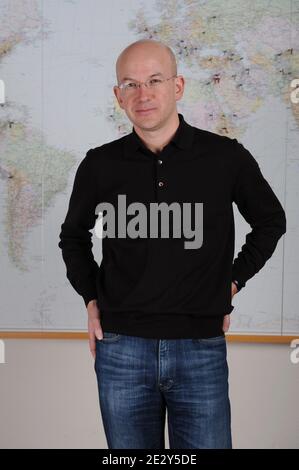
[0,0,298,334]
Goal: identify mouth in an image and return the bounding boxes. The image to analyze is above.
[135,108,156,115]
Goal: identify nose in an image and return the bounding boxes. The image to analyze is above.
[135,88,154,106]
[136,83,153,96]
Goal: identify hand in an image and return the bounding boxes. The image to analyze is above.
[222,282,238,333]
[87,299,103,359]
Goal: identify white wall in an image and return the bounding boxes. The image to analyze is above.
[0,339,298,449]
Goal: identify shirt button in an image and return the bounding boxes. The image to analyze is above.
[158,159,163,165]
[158,181,164,187]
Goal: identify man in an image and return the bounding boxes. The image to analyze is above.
[58,39,286,449]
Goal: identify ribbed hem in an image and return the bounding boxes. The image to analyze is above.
[100,311,227,339]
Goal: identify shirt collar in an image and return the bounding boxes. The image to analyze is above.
[123,113,195,160]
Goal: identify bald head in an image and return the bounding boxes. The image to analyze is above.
[115,39,177,85]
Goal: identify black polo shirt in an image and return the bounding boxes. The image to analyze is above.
[58,113,286,339]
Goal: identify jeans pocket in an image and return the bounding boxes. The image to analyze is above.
[98,331,122,342]
[193,334,226,344]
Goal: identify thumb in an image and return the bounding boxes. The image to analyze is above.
[223,314,230,332]
[94,324,103,340]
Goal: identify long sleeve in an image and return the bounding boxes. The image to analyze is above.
[58,149,99,307]
[231,139,287,291]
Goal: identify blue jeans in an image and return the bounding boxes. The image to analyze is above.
[94,332,232,449]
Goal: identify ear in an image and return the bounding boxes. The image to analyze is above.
[175,75,185,102]
[113,85,124,109]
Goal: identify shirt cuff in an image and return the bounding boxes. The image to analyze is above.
[232,279,245,292]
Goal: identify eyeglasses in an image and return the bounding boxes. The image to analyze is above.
[117,75,177,93]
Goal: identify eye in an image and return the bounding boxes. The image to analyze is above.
[150,78,162,85]
[126,82,138,88]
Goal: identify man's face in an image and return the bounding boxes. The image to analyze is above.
[113,48,184,131]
